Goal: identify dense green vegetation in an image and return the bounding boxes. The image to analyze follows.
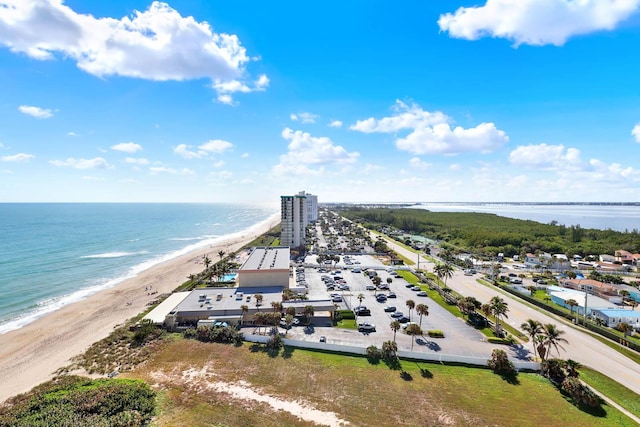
[339,207,640,258]
[0,376,155,427]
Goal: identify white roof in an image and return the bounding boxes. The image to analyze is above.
[142,292,190,324]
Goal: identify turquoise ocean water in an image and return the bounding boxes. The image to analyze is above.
[0,203,277,334]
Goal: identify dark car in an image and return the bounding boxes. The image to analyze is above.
[397,316,410,323]
[387,292,397,298]
[384,306,397,312]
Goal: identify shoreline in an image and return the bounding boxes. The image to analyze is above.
[0,213,280,403]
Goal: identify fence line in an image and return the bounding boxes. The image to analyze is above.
[242,334,540,371]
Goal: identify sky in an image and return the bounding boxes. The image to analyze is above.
[1,0,640,204]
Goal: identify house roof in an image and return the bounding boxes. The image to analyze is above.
[593,309,640,319]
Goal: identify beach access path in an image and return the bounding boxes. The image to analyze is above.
[0,214,280,403]
[378,234,640,396]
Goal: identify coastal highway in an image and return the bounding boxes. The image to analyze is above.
[379,234,640,396]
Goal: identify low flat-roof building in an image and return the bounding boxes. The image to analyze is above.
[163,286,335,330]
[238,246,291,288]
[592,308,640,330]
[547,286,617,316]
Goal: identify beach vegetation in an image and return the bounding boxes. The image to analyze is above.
[0,375,155,427]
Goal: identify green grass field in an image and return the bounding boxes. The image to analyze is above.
[127,339,637,426]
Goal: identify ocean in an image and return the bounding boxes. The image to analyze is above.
[414,203,640,233]
[0,203,278,335]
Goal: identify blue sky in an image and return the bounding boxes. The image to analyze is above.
[1,0,640,204]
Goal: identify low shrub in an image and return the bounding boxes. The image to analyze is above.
[366,345,382,363]
[336,309,355,320]
[487,337,512,345]
[427,330,445,338]
[488,349,517,376]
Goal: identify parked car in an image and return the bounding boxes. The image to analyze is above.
[417,291,428,297]
[390,311,404,318]
[355,306,371,316]
[384,306,397,312]
[365,285,376,291]
[358,322,376,332]
[411,286,422,291]
[376,295,387,302]
[319,336,327,343]
[397,316,411,323]
[332,296,343,302]
[387,292,397,298]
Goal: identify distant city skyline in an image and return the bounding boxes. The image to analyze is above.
[1,1,640,203]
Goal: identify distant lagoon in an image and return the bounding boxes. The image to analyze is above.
[414,203,639,233]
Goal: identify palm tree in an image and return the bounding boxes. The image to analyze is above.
[285,306,296,317]
[416,303,429,328]
[406,323,422,351]
[382,340,398,361]
[564,359,581,377]
[490,296,509,336]
[240,304,249,326]
[357,293,365,307]
[565,299,578,321]
[386,277,393,286]
[406,299,415,322]
[254,293,264,310]
[271,301,283,314]
[542,323,568,359]
[303,305,315,325]
[203,254,211,270]
[434,262,454,289]
[616,322,633,338]
[218,250,226,261]
[521,319,543,361]
[284,314,294,336]
[390,320,401,343]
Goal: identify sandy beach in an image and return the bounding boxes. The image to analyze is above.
[0,213,280,403]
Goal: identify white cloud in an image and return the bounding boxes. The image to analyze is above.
[174,144,202,159]
[2,153,34,162]
[49,157,109,169]
[175,139,233,159]
[1,1,266,101]
[213,160,225,168]
[449,163,461,171]
[409,157,430,170]
[273,128,359,176]
[18,105,53,118]
[352,100,508,155]
[212,73,269,104]
[199,139,232,154]
[241,152,249,158]
[149,166,194,175]
[350,100,448,133]
[67,131,78,136]
[632,123,640,142]
[111,142,142,153]
[509,143,581,169]
[290,112,318,124]
[329,120,343,128]
[438,0,640,46]
[124,157,149,165]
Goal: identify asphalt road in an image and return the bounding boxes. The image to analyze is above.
[380,235,640,396]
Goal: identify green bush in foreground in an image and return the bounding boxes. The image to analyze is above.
[427,330,445,338]
[0,376,155,427]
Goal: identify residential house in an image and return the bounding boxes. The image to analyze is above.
[615,250,634,265]
[592,308,640,330]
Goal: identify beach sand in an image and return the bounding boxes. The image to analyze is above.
[0,213,280,403]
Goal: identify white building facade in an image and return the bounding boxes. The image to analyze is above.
[281,193,308,247]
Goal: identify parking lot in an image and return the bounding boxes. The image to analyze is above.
[282,254,496,357]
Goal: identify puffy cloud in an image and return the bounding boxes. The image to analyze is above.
[200,139,232,154]
[273,128,359,176]
[49,157,109,169]
[350,100,448,133]
[18,105,53,118]
[290,112,319,124]
[212,74,269,104]
[111,142,142,153]
[632,123,640,142]
[352,100,508,155]
[509,143,581,168]
[124,157,149,165]
[174,139,233,159]
[67,131,78,136]
[329,120,343,128]
[438,0,640,46]
[1,1,266,102]
[2,153,34,162]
